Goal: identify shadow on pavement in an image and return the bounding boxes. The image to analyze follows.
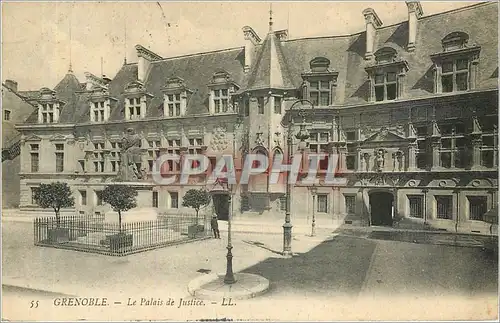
[242,235,377,297]
[242,240,283,256]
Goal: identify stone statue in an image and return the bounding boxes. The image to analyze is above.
[118,128,144,181]
[376,149,385,172]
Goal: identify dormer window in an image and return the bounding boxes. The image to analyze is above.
[37,87,61,124]
[166,93,181,117]
[214,89,229,113]
[162,77,191,118]
[89,85,115,123]
[92,102,106,122]
[430,32,480,94]
[301,57,338,107]
[365,47,409,102]
[208,70,239,115]
[127,97,143,120]
[123,81,152,120]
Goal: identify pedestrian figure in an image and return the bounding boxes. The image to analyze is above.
[211,215,220,239]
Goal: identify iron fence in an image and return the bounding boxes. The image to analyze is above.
[34,214,211,256]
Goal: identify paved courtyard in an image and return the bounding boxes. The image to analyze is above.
[2,220,498,321]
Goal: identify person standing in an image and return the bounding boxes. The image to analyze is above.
[211,215,220,239]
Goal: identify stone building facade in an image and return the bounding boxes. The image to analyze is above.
[15,2,498,233]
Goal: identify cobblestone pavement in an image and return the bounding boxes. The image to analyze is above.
[2,221,498,321]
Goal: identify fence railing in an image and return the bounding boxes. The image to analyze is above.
[34,214,210,256]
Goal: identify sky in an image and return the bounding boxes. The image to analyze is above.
[2,1,481,91]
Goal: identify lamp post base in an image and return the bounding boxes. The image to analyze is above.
[282,222,293,258]
[224,246,236,284]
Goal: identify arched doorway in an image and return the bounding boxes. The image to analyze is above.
[369,191,394,226]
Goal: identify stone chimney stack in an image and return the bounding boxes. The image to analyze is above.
[362,8,383,60]
[4,79,18,92]
[406,1,424,52]
[135,45,163,83]
[242,26,262,73]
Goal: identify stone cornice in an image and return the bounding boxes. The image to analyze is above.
[406,1,424,18]
[362,8,383,28]
[135,44,163,61]
[242,26,262,44]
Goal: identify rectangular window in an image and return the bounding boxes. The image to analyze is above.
[91,101,106,122]
[166,93,182,117]
[152,191,159,208]
[374,72,397,102]
[170,192,178,209]
[80,190,87,206]
[441,58,469,93]
[346,131,356,141]
[346,155,355,170]
[317,194,328,213]
[257,97,265,114]
[55,153,64,172]
[468,196,488,221]
[213,88,230,114]
[274,97,282,114]
[4,110,11,121]
[30,152,39,173]
[41,104,56,123]
[31,187,40,205]
[128,97,142,119]
[309,80,330,106]
[344,195,355,214]
[435,195,452,219]
[408,195,423,218]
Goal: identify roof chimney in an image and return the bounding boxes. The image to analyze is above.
[406,1,424,52]
[4,80,18,92]
[362,8,383,60]
[242,26,262,73]
[135,45,163,83]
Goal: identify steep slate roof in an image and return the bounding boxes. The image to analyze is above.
[55,72,83,123]
[143,47,245,117]
[2,84,36,147]
[246,31,296,91]
[20,2,498,125]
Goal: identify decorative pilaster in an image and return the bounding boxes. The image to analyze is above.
[37,104,43,123]
[140,96,147,119]
[356,147,363,171]
[125,98,131,120]
[431,139,441,170]
[362,8,383,60]
[397,71,406,98]
[469,53,480,90]
[471,137,483,169]
[104,99,111,121]
[54,103,60,122]
[408,141,417,171]
[89,103,95,122]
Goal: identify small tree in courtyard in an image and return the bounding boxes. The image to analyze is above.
[182,189,211,224]
[35,182,75,226]
[101,185,138,232]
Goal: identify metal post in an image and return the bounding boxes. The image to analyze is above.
[224,191,236,284]
[311,194,316,237]
[283,132,293,257]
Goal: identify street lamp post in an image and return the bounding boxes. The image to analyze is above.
[310,184,318,237]
[282,99,314,257]
[210,179,236,284]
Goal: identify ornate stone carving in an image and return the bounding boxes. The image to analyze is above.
[274,132,282,147]
[375,149,385,172]
[255,132,264,146]
[210,125,229,152]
